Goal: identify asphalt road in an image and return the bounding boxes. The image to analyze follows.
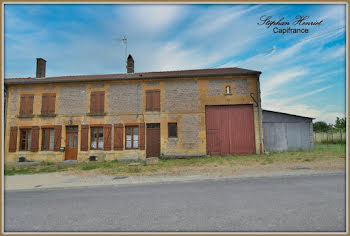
[4,173,346,232]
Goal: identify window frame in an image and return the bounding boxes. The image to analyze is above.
[19,128,32,151]
[41,128,55,151]
[125,126,139,149]
[168,123,178,138]
[90,126,104,150]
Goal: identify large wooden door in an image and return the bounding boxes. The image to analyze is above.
[205,105,256,155]
[146,123,160,158]
[65,126,78,160]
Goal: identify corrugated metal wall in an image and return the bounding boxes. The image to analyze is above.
[263,110,313,152]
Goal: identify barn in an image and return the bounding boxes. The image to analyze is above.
[262,110,314,152]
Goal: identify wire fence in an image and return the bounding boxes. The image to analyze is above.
[313,132,346,144]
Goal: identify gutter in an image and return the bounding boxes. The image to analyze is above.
[5,71,262,85]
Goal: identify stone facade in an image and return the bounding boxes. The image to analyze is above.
[4,74,263,163]
[108,83,142,114]
[58,85,88,114]
[163,80,200,112]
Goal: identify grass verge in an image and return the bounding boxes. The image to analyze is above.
[4,144,346,176]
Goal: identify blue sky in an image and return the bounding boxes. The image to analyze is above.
[4,4,346,124]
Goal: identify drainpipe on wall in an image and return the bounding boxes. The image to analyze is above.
[4,85,8,133]
[256,74,263,154]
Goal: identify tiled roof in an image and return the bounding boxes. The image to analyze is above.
[4,67,261,85]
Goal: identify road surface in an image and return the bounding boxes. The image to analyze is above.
[4,173,346,232]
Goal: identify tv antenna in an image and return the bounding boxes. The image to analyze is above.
[115,35,128,69]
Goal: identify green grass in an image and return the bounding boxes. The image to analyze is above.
[4,144,346,176]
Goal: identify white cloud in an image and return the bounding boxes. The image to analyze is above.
[118,5,185,33]
[262,68,308,95]
[184,5,260,38]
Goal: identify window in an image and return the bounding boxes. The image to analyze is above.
[146,90,160,111]
[225,86,231,94]
[42,128,54,151]
[168,123,177,138]
[19,94,34,115]
[91,127,104,149]
[20,129,31,151]
[126,126,139,149]
[41,93,56,115]
[90,91,105,114]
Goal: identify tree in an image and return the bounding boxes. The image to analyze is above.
[313,121,330,132]
[334,117,346,131]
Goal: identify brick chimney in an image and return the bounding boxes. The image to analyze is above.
[127,54,134,73]
[36,58,46,78]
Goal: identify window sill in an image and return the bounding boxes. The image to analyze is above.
[168,137,178,140]
[145,110,161,112]
[16,114,34,118]
[39,113,56,117]
[224,93,233,96]
[87,112,107,116]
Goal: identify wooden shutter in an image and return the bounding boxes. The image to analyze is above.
[114,124,124,150]
[81,125,89,151]
[9,126,18,152]
[31,126,40,152]
[146,91,152,111]
[98,93,104,113]
[104,124,112,151]
[90,93,97,114]
[48,94,56,114]
[54,125,62,151]
[41,94,48,114]
[20,94,34,115]
[27,95,34,115]
[153,90,160,111]
[139,123,145,150]
[19,96,25,115]
[90,92,104,114]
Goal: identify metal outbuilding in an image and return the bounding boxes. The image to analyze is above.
[262,110,314,152]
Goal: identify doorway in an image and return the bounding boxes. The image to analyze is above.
[146,123,160,158]
[65,126,78,160]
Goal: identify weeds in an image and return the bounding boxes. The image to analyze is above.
[4,144,346,176]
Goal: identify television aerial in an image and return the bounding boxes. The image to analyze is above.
[115,36,128,69]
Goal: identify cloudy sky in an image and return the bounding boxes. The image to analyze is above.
[4,4,346,124]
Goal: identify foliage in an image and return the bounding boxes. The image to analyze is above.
[335,117,346,131]
[313,121,330,132]
[313,117,346,133]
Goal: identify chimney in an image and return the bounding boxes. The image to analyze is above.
[127,54,134,73]
[36,58,46,78]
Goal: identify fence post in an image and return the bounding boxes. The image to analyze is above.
[332,131,334,144]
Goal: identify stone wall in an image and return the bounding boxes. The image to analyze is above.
[163,80,200,112]
[58,85,87,114]
[108,83,142,113]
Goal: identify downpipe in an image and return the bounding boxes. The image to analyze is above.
[256,74,263,154]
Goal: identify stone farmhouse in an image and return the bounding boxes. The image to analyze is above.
[4,56,264,163]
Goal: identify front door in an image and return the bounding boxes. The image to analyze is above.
[146,123,160,158]
[65,126,78,160]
